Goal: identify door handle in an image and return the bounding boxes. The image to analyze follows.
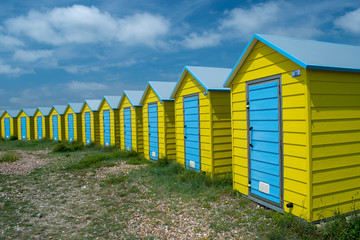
[249,126,253,148]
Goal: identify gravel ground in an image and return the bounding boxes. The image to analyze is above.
[0,150,50,175]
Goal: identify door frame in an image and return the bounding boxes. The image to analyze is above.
[68,113,74,142]
[37,116,42,140]
[21,116,27,140]
[246,74,284,211]
[123,107,132,151]
[103,110,111,146]
[85,111,91,144]
[148,102,159,160]
[182,93,201,172]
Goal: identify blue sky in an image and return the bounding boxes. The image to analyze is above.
[1,0,360,109]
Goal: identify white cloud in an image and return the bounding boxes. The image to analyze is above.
[181,32,222,49]
[0,61,23,74]
[63,65,100,74]
[334,8,360,34]
[6,5,170,47]
[13,49,52,62]
[220,2,280,38]
[65,81,108,91]
[0,34,23,47]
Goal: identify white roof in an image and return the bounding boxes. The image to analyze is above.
[102,95,121,109]
[68,103,83,113]
[170,66,231,98]
[21,108,37,117]
[83,99,101,111]
[53,105,67,114]
[120,90,143,107]
[37,107,52,116]
[140,81,176,104]
[225,34,360,87]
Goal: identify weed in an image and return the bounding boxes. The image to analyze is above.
[52,141,84,152]
[321,211,360,240]
[9,136,17,141]
[0,151,20,162]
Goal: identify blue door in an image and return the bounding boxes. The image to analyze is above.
[37,116,43,140]
[103,110,111,146]
[184,95,200,172]
[85,112,91,144]
[53,115,58,141]
[248,79,282,205]
[148,103,159,160]
[124,108,132,151]
[21,117,27,140]
[68,114,74,142]
[4,118,10,139]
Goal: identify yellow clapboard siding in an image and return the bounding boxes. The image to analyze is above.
[1,112,17,138]
[312,142,360,158]
[34,110,48,140]
[17,111,34,140]
[312,200,360,221]
[313,164,360,184]
[312,131,360,145]
[311,94,360,107]
[312,177,360,197]
[98,100,117,147]
[312,119,360,133]
[312,107,360,120]
[49,108,64,141]
[312,188,360,210]
[313,153,360,171]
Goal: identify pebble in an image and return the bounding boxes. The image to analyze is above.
[36,213,42,218]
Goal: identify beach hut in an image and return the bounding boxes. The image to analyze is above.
[98,96,121,147]
[224,34,360,222]
[64,103,83,142]
[34,107,51,140]
[0,110,20,140]
[80,99,101,145]
[140,81,176,160]
[49,105,66,141]
[0,110,3,138]
[170,66,232,176]
[118,90,143,154]
[17,108,36,140]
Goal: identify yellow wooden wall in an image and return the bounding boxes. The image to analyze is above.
[309,70,360,221]
[142,88,167,160]
[81,104,100,145]
[49,108,64,141]
[17,111,34,140]
[230,41,310,220]
[34,111,48,140]
[98,101,119,147]
[210,91,232,174]
[1,113,17,139]
[174,72,212,174]
[64,108,82,142]
[164,101,176,159]
[119,96,143,154]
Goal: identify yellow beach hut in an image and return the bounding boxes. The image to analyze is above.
[34,107,51,140]
[1,110,20,140]
[0,110,3,139]
[17,108,36,140]
[224,34,360,222]
[49,105,66,141]
[140,81,176,161]
[64,103,83,143]
[170,66,232,176]
[98,96,121,147]
[118,90,143,154]
[80,99,101,145]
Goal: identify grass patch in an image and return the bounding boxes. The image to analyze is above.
[66,150,143,170]
[101,174,128,184]
[9,136,18,141]
[53,141,84,152]
[0,151,20,162]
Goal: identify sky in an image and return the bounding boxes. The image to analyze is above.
[0,0,360,109]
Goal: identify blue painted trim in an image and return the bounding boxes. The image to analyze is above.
[223,35,256,87]
[207,88,230,91]
[255,34,308,69]
[306,64,360,72]
[185,66,210,91]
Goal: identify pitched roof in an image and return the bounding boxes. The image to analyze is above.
[120,90,143,107]
[83,99,101,111]
[53,105,67,114]
[140,81,176,104]
[21,108,37,117]
[171,66,231,98]
[4,109,20,118]
[224,34,360,87]
[37,107,52,116]
[67,103,83,113]
[102,95,121,109]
